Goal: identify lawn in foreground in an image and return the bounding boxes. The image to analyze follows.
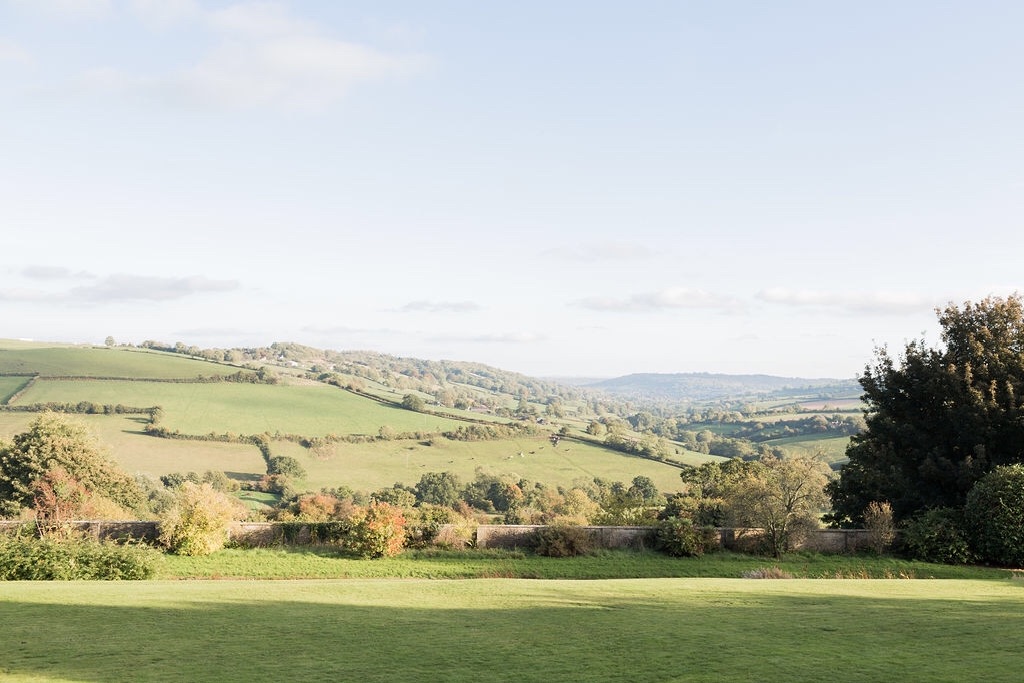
[1,577,1022,682]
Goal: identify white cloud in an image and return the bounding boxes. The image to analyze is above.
[175,35,422,111]
[9,0,112,19]
[127,0,200,27]
[20,265,93,280]
[0,273,238,304]
[756,288,934,314]
[399,300,481,314]
[544,241,656,263]
[70,1,427,112]
[68,274,238,302]
[576,287,743,313]
[207,1,318,38]
[0,39,32,66]
[432,331,544,344]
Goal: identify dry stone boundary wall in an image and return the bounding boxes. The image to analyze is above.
[0,520,874,553]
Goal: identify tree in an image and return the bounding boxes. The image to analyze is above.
[414,471,461,507]
[267,455,306,480]
[828,295,1024,525]
[401,394,425,412]
[158,482,246,556]
[347,501,407,558]
[0,413,143,517]
[724,456,831,558]
[964,464,1024,566]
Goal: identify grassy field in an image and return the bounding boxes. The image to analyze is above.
[158,547,1015,581]
[0,413,268,483]
[769,434,852,464]
[0,413,688,492]
[1,576,1022,682]
[271,434,689,492]
[0,345,239,379]
[0,376,31,403]
[14,380,469,436]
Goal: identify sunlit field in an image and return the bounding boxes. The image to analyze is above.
[1,577,1022,682]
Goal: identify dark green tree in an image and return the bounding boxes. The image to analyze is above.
[828,295,1024,526]
[964,464,1024,566]
[414,471,461,507]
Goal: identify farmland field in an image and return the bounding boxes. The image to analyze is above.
[768,434,851,464]
[1,578,1022,682]
[0,413,690,492]
[13,380,469,436]
[0,345,239,379]
[0,376,30,403]
[271,434,691,492]
[0,413,267,482]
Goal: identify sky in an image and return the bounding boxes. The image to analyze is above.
[2,1,1023,380]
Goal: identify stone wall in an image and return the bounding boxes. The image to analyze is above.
[478,524,875,553]
[0,520,877,553]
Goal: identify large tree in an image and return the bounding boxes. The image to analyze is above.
[0,413,144,517]
[828,295,1024,526]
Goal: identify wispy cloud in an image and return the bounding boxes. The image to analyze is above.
[0,273,238,303]
[756,288,933,314]
[69,274,238,302]
[398,300,481,314]
[78,1,428,112]
[9,0,113,20]
[432,331,544,344]
[20,266,93,280]
[0,39,33,66]
[576,287,743,313]
[544,241,657,263]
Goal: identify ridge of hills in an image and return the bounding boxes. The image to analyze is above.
[0,338,861,499]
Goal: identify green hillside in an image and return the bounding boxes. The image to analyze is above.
[0,343,240,379]
[0,341,698,496]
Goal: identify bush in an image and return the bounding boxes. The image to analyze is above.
[158,482,245,556]
[267,456,306,480]
[0,532,159,580]
[901,507,975,565]
[742,567,794,579]
[965,464,1024,566]
[534,524,595,557]
[863,501,897,554]
[346,502,407,558]
[653,517,718,557]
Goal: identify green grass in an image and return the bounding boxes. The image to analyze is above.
[273,434,689,492]
[768,434,851,463]
[0,376,31,404]
[158,547,1015,581]
[0,345,239,379]
[15,379,469,436]
[0,413,268,483]
[1,574,1022,682]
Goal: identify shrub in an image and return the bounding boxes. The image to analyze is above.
[0,532,159,580]
[742,567,794,579]
[158,482,245,556]
[964,464,1024,566]
[534,524,595,557]
[346,502,407,558]
[863,501,897,554]
[653,517,718,557]
[267,456,306,480]
[901,507,975,565]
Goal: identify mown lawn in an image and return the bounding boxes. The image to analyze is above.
[1,574,1022,682]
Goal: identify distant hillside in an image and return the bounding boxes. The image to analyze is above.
[583,373,861,403]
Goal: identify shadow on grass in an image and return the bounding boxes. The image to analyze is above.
[1,583,1023,682]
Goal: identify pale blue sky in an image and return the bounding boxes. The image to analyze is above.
[2,1,1023,378]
